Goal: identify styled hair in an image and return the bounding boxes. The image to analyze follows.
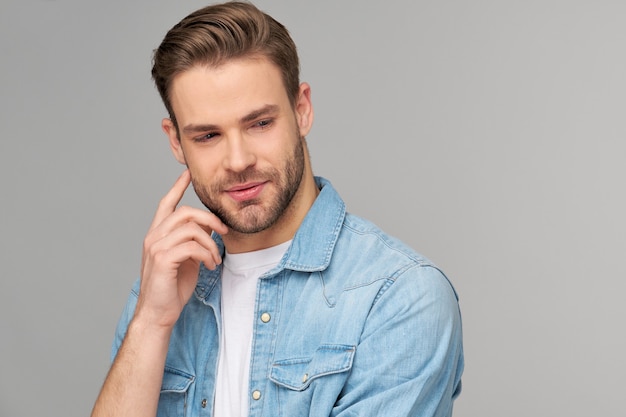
[151,1,300,128]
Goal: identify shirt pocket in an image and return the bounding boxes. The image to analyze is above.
[269,344,355,416]
[270,344,355,390]
[157,366,195,417]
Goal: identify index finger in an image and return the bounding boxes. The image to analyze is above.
[149,169,191,231]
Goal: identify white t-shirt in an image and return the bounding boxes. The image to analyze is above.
[213,241,291,417]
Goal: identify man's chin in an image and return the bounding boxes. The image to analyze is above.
[215,205,276,235]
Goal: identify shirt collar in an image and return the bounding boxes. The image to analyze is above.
[281,176,345,272]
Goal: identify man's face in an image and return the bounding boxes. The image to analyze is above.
[164,57,311,234]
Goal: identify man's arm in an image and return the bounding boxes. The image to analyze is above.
[91,315,172,417]
[332,265,464,417]
[91,170,227,417]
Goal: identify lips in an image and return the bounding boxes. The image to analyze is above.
[225,181,267,202]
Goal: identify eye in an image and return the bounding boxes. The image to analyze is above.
[193,132,219,143]
[254,119,273,129]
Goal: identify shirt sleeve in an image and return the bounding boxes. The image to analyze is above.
[110,278,140,363]
[330,265,464,417]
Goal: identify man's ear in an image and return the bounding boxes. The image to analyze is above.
[295,82,314,137]
[162,118,186,165]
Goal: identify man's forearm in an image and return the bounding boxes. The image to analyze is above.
[91,318,172,417]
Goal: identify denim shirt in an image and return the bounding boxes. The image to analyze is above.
[112,177,464,417]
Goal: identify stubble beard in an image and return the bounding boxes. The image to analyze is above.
[191,136,306,234]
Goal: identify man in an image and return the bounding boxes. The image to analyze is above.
[91,2,464,416]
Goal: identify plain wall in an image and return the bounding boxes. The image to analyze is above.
[1,1,624,416]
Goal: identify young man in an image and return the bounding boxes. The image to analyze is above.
[91,2,464,417]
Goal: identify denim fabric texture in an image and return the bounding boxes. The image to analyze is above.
[112,177,464,417]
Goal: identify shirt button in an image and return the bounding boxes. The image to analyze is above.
[201,398,207,408]
[260,312,271,323]
[302,373,309,383]
[252,390,262,400]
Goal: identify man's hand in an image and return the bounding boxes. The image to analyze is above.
[135,169,228,330]
[91,170,228,417]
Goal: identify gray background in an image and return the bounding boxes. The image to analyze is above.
[1,0,624,416]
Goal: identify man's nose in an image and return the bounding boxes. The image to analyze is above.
[222,132,256,172]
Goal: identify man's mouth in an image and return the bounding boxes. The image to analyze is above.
[225,181,267,202]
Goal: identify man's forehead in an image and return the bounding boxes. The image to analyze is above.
[169,58,290,124]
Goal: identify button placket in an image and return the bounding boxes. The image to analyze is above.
[249,274,283,412]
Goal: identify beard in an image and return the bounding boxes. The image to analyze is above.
[190,135,305,234]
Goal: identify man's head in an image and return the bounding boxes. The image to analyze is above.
[151,1,300,131]
[153,2,317,250]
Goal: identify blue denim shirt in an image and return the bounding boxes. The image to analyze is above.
[112,177,464,417]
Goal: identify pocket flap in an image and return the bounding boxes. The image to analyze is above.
[269,344,355,391]
[161,366,195,393]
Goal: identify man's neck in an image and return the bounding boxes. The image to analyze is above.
[222,173,319,254]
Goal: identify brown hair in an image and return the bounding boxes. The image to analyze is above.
[151,1,300,128]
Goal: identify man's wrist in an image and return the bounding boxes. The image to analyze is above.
[128,311,175,344]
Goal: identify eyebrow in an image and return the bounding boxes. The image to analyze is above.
[239,104,279,124]
[181,104,280,136]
